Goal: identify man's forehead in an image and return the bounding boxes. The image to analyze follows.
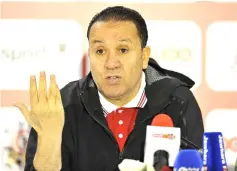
[89,38,134,46]
[91,20,136,29]
[89,20,139,40]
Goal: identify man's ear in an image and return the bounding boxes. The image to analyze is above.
[142,46,151,69]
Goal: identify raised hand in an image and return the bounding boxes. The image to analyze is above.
[14,71,64,138]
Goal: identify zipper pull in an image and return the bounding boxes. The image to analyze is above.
[119,151,124,161]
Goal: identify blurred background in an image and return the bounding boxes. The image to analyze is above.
[0,0,237,170]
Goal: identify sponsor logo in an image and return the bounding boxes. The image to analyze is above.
[0,44,66,61]
[1,47,46,61]
[174,167,200,171]
[152,133,176,140]
[203,135,208,166]
[218,135,226,165]
[159,47,192,62]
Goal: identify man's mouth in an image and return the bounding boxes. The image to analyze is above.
[105,75,121,84]
[106,76,121,79]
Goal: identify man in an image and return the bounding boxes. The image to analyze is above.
[16,6,204,171]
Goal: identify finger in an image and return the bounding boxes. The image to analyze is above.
[47,75,55,98]
[48,75,56,106]
[38,71,47,102]
[30,75,38,108]
[13,103,40,133]
[55,84,62,104]
[13,103,32,126]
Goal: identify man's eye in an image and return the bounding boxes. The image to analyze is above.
[120,48,128,54]
[96,49,104,55]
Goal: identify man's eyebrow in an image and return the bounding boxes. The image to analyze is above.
[118,39,133,43]
[90,39,133,45]
[91,40,104,44]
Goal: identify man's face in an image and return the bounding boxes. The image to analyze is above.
[88,20,150,100]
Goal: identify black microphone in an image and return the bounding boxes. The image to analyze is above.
[181,136,202,150]
[153,150,169,171]
[179,111,202,153]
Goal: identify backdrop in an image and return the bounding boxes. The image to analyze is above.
[0,0,237,170]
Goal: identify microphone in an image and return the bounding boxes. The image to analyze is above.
[153,150,169,171]
[202,132,228,171]
[144,114,181,167]
[118,159,155,171]
[151,114,202,151]
[151,114,174,127]
[173,149,203,171]
[181,136,202,150]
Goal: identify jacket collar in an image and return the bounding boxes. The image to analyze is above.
[79,57,194,125]
[98,72,147,116]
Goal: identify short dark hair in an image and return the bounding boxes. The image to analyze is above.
[87,6,148,48]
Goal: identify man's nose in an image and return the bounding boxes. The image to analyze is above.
[104,52,121,69]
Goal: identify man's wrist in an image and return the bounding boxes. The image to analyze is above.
[34,136,62,171]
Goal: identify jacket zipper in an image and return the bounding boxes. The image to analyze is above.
[81,96,121,157]
[119,101,171,160]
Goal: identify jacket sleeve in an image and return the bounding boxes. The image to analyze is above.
[175,86,204,148]
[24,128,37,171]
[184,88,204,147]
[24,124,72,171]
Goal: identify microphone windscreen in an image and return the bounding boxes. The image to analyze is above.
[151,114,174,127]
[173,149,202,170]
[144,114,180,166]
[202,132,228,171]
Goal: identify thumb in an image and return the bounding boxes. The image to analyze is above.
[13,103,31,124]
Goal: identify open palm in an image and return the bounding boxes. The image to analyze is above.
[15,72,65,137]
